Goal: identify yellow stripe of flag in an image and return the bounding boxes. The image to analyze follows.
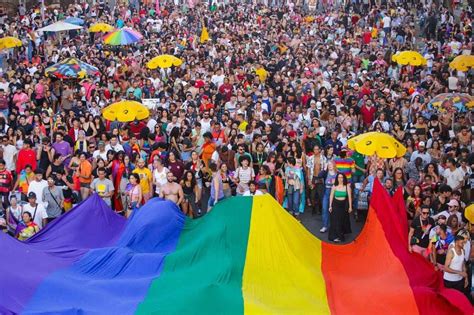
[242,194,331,314]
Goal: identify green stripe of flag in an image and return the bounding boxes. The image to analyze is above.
[136,197,253,314]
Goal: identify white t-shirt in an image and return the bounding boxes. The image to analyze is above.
[22,203,48,229]
[225,101,237,114]
[93,149,108,161]
[153,167,169,194]
[2,144,17,171]
[105,143,124,153]
[211,74,225,88]
[28,180,49,207]
[147,118,158,131]
[0,81,9,94]
[235,167,254,185]
[443,168,464,190]
[8,204,23,222]
[211,151,220,164]
[382,16,391,28]
[200,118,212,133]
[424,53,434,68]
[448,76,458,91]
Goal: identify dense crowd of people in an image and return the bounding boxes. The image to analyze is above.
[0,0,472,299]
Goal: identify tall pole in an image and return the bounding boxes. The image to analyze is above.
[40,0,45,23]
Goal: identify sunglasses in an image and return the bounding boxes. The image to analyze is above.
[422,212,429,215]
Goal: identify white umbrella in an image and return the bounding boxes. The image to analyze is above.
[37,21,83,32]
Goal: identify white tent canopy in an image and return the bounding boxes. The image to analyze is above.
[37,21,83,33]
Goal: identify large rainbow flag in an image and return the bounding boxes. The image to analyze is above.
[0,181,471,314]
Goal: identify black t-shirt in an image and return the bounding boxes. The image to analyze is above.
[431,197,448,215]
[38,150,51,173]
[20,123,33,136]
[410,215,435,248]
[304,137,322,154]
[56,176,72,199]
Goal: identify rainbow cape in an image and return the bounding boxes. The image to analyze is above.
[0,181,471,314]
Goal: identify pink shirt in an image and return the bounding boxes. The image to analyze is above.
[35,83,45,99]
[13,92,28,109]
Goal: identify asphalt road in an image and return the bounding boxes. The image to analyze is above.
[300,209,365,244]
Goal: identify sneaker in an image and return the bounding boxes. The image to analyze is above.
[319,227,328,233]
[333,238,341,243]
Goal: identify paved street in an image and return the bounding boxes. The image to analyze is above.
[300,210,365,244]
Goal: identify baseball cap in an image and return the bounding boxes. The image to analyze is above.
[27,192,36,199]
[418,141,425,147]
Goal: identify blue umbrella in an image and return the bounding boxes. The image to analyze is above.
[64,17,84,26]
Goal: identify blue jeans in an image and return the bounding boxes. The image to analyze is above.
[287,189,301,215]
[352,175,364,210]
[0,109,8,118]
[321,187,331,228]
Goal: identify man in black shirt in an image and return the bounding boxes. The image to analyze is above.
[431,184,452,215]
[304,128,322,155]
[408,205,435,258]
[17,115,33,136]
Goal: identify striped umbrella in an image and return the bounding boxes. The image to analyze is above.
[427,93,473,113]
[45,58,99,79]
[103,28,142,45]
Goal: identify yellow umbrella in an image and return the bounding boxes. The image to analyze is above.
[0,37,22,50]
[465,204,474,224]
[102,101,150,122]
[449,55,474,72]
[347,132,406,159]
[391,51,427,66]
[146,55,183,69]
[88,23,114,33]
[255,68,268,82]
